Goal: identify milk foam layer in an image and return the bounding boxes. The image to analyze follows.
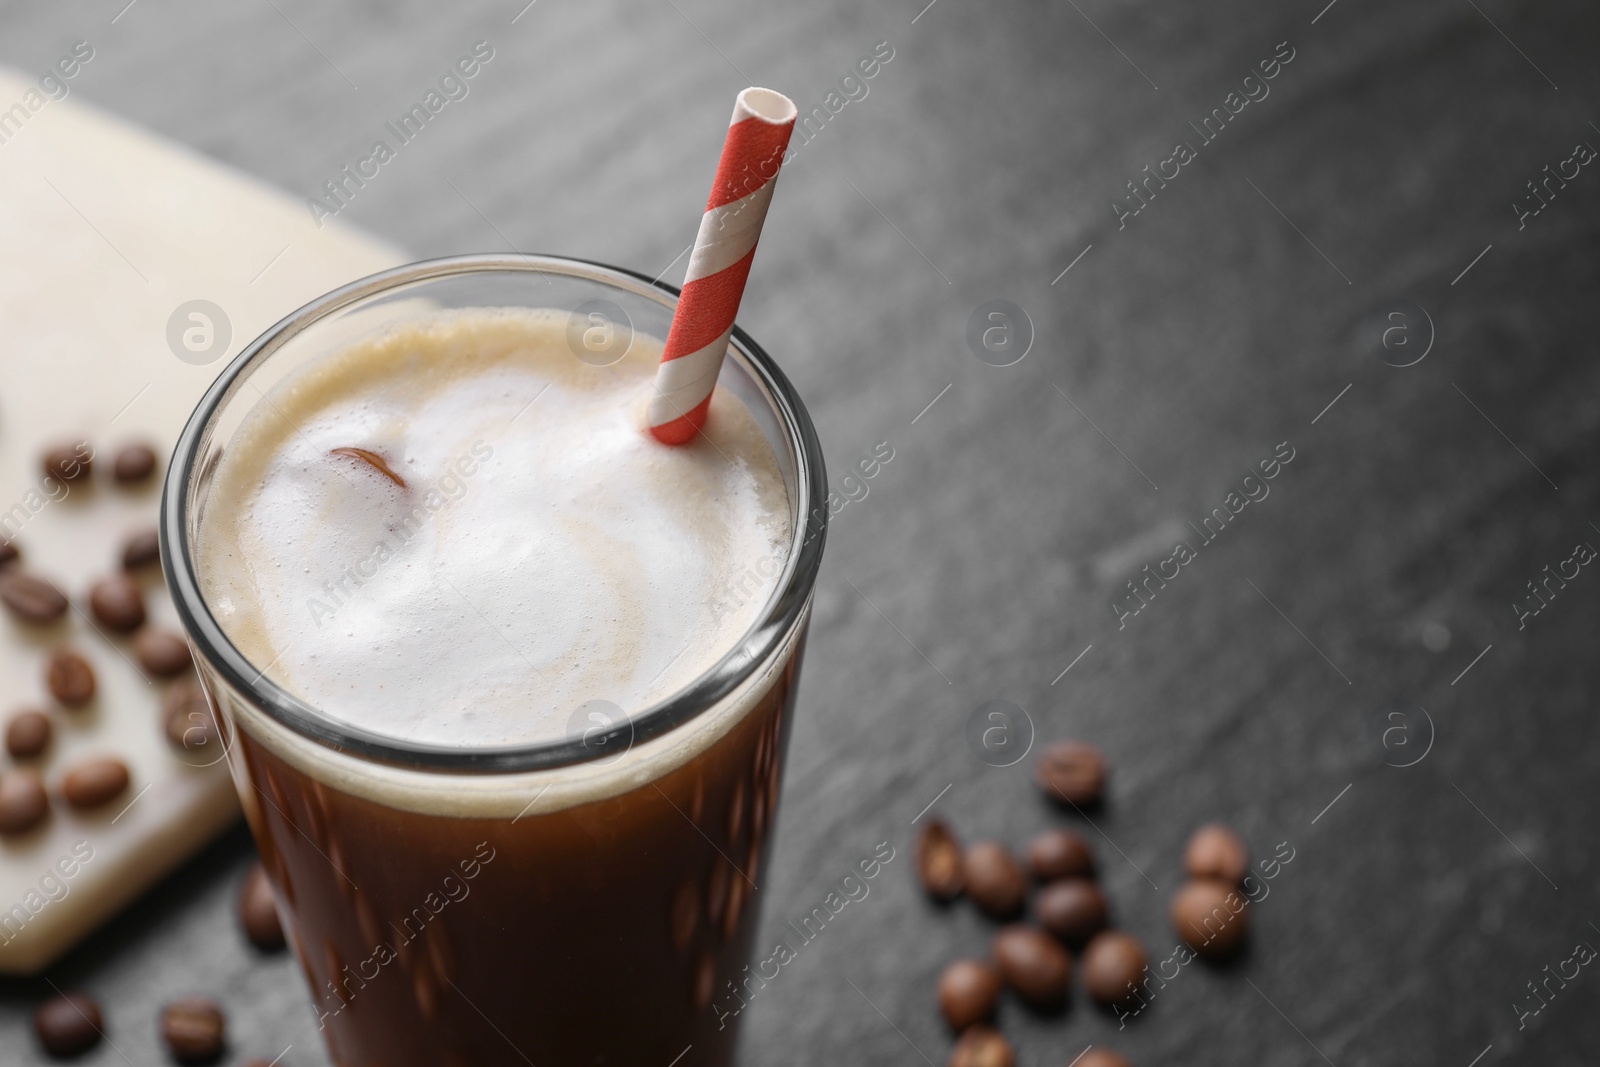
[197,309,791,749]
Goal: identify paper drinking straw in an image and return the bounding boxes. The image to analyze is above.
[647,87,797,444]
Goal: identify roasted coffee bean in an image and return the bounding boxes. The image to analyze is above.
[33,992,103,1057]
[239,862,285,951]
[1183,823,1248,885]
[164,680,218,753]
[915,819,965,901]
[1171,879,1249,958]
[135,627,192,677]
[1035,877,1108,945]
[161,996,226,1062]
[113,443,157,483]
[992,925,1070,1007]
[1077,1050,1133,1067]
[89,573,146,632]
[122,528,161,570]
[0,540,16,566]
[1027,828,1095,881]
[1081,930,1147,1006]
[1033,741,1106,806]
[1,570,69,623]
[42,442,92,483]
[936,958,1000,1031]
[947,1025,1013,1067]
[46,648,96,705]
[963,841,1026,919]
[61,757,129,809]
[0,769,49,834]
[6,709,52,759]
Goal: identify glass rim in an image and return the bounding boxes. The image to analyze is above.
[159,253,828,774]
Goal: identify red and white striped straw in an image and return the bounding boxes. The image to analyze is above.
[648,87,798,444]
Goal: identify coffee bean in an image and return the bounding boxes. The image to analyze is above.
[1183,823,1248,885]
[161,996,226,1063]
[33,992,103,1057]
[1081,930,1147,1006]
[46,648,96,705]
[1171,879,1249,958]
[122,528,161,570]
[946,1025,1013,1067]
[963,841,1026,919]
[135,627,192,677]
[0,540,17,566]
[1077,1050,1133,1067]
[42,442,92,483]
[6,709,52,759]
[89,573,146,632]
[113,443,157,483]
[1035,877,1108,945]
[164,680,218,753]
[1026,828,1095,881]
[0,571,69,623]
[936,959,1000,1031]
[1033,741,1106,807]
[239,862,285,951]
[0,769,49,834]
[991,925,1070,1007]
[61,757,129,809]
[915,819,965,901]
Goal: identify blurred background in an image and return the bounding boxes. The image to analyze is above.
[3,0,1599,1064]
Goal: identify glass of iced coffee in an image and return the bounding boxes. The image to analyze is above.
[159,255,826,1066]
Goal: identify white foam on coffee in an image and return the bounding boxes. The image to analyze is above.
[198,308,791,755]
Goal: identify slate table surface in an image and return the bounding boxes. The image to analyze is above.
[3,1,1599,1064]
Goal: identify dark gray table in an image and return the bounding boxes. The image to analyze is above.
[4,1,1599,1064]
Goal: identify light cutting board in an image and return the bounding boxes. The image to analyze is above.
[0,66,402,973]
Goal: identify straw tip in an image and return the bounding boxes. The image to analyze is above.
[736,87,798,126]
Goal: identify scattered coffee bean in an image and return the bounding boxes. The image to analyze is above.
[0,570,69,623]
[1077,1050,1132,1067]
[963,841,1027,919]
[42,441,92,483]
[915,819,965,901]
[1183,823,1248,885]
[936,958,1000,1031]
[164,680,218,753]
[0,769,50,835]
[1026,828,1095,881]
[61,757,129,809]
[46,648,96,706]
[991,925,1070,1007]
[1035,877,1108,945]
[1171,879,1249,959]
[6,709,53,759]
[89,573,146,632]
[1080,930,1147,1006]
[33,991,103,1057]
[946,1025,1013,1067]
[122,528,161,570]
[113,442,157,483]
[238,862,285,951]
[161,996,226,1063]
[0,540,17,566]
[1033,741,1106,807]
[135,627,192,677]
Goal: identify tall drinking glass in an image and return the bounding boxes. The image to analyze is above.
[160,255,826,1066]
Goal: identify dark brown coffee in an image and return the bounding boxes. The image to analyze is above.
[226,649,800,1067]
